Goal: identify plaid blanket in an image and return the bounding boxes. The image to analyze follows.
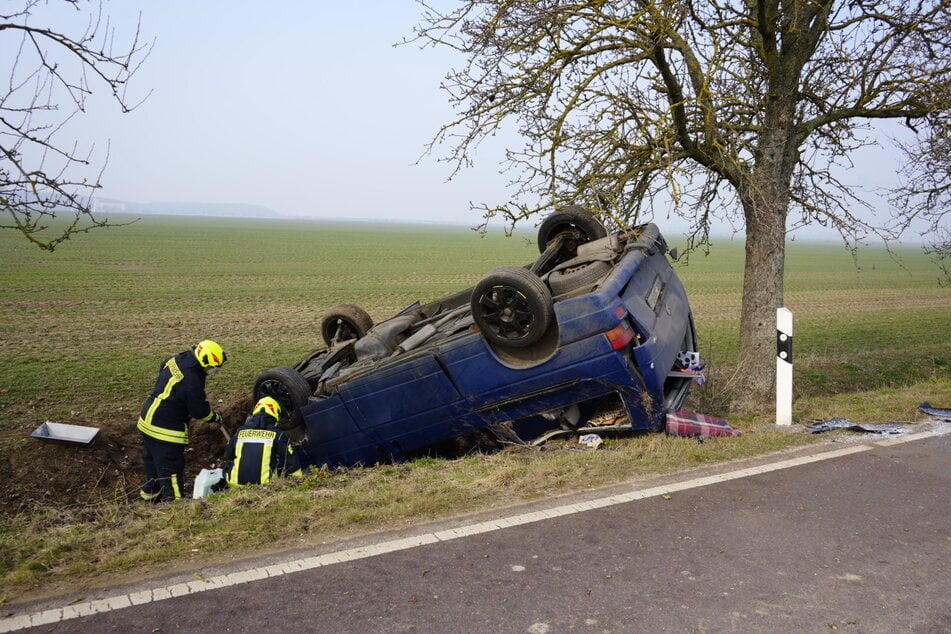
[665,409,741,438]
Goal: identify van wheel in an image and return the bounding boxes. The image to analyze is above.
[548,260,612,295]
[472,266,553,348]
[321,304,373,346]
[537,205,607,253]
[253,366,311,433]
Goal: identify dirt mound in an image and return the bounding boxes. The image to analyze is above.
[0,397,254,518]
[0,396,510,519]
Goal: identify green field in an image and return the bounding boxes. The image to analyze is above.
[0,216,543,418]
[1,214,947,418]
[1,214,949,602]
[677,238,950,407]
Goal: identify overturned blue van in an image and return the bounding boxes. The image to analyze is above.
[253,207,701,469]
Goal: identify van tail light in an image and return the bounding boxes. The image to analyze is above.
[605,320,635,350]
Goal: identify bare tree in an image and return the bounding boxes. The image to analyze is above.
[1,0,151,251]
[411,0,950,406]
[892,105,950,285]
[923,228,951,287]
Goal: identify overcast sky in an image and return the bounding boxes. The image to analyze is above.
[12,1,920,239]
[50,1,508,226]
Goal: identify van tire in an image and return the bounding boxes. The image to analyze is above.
[321,304,373,346]
[537,206,607,253]
[472,266,554,348]
[253,366,311,434]
[548,260,612,295]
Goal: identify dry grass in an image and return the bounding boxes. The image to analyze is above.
[0,417,807,602]
[4,376,948,604]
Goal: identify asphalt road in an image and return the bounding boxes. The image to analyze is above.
[5,428,950,633]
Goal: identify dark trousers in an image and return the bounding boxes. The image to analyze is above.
[140,433,186,502]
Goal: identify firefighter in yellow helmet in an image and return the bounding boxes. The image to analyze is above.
[138,339,227,502]
[221,396,303,487]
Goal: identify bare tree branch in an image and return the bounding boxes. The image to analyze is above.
[1,0,153,251]
[408,0,950,403]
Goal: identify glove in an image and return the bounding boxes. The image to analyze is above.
[208,411,222,428]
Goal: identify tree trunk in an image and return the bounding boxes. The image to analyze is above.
[734,122,795,408]
[736,199,786,408]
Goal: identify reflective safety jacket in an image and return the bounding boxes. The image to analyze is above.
[223,412,302,486]
[137,349,216,445]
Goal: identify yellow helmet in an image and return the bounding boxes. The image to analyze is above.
[194,340,227,368]
[252,396,282,421]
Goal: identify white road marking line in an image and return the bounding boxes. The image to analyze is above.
[1,429,941,632]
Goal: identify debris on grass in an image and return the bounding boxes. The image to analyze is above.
[917,402,951,422]
[805,418,905,436]
[30,421,100,447]
[578,434,604,449]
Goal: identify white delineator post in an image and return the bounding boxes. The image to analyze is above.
[776,307,793,426]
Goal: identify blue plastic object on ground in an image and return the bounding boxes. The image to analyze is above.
[918,402,951,422]
[806,418,904,435]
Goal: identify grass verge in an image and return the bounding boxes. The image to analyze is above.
[2,377,947,605]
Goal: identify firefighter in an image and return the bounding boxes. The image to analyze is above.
[222,396,303,487]
[138,339,227,502]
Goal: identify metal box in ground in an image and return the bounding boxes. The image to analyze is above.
[31,421,100,447]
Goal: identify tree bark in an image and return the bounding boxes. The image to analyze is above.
[737,197,787,407]
[734,98,797,407]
